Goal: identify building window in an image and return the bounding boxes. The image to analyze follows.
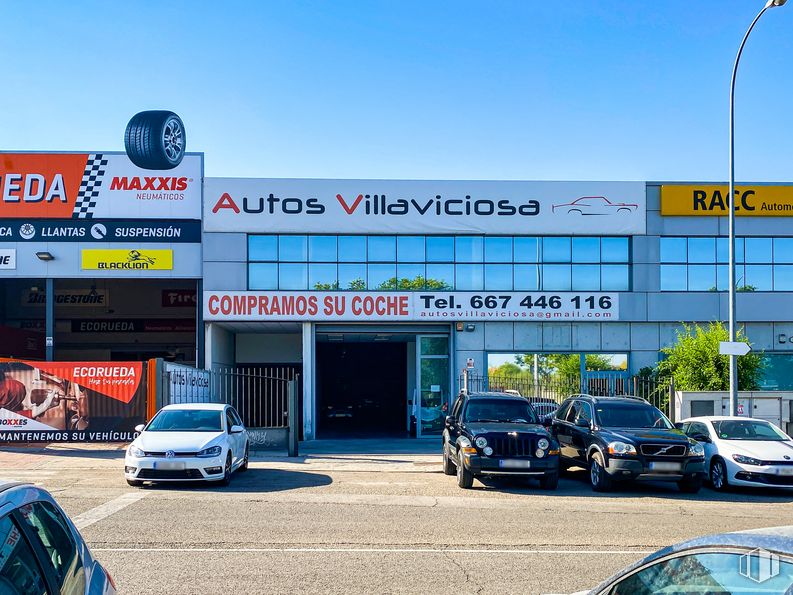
[248,235,631,291]
[660,236,790,291]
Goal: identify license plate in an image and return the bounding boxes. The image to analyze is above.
[499,459,531,469]
[649,461,681,472]
[153,461,185,471]
[775,467,793,476]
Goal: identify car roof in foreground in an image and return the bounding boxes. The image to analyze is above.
[589,525,793,593]
[0,480,25,495]
[161,403,227,411]
[685,415,771,422]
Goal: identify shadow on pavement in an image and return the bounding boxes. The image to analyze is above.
[138,468,333,493]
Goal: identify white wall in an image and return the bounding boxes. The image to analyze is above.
[206,324,235,369]
[236,333,302,364]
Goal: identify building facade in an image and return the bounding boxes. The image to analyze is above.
[201,179,793,440]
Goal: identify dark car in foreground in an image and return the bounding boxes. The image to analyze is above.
[578,525,793,594]
[550,395,706,493]
[442,392,560,489]
[0,481,116,594]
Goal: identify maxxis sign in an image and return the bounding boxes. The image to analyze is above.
[204,291,619,322]
[0,152,202,219]
[204,179,646,235]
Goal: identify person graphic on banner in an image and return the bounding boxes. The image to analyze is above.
[0,364,60,419]
[66,382,90,431]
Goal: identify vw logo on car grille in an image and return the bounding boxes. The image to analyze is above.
[165,450,175,459]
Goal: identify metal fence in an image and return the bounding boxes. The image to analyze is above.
[165,365,299,429]
[460,372,673,417]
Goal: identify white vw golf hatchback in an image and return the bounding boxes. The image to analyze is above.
[124,403,249,486]
[681,416,793,490]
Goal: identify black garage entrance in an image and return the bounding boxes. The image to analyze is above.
[314,329,450,439]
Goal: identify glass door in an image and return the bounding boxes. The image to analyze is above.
[416,335,450,438]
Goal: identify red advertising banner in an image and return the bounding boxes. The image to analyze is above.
[0,361,146,443]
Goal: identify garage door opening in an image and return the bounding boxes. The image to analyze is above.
[316,340,409,438]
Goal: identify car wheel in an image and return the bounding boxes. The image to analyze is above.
[710,458,729,491]
[589,452,612,492]
[239,443,249,472]
[568,209,583,215]
[124,110,186,170]
[539,472,559,490]
[678,475,703,494]
[442,442,456,476]
[456,451,474,489]
[126,479,143,488]
[218,452,233,486]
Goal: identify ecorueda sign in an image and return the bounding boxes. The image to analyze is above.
[204,179,646,235]
[204,291,619,322]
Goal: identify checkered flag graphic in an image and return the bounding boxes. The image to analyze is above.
[72,154,108,219]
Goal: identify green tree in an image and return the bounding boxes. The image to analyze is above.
[514,353,614,377]
[656,322,764,391]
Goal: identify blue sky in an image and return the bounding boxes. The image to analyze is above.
[3,1,793,181]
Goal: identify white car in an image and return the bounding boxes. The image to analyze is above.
[124,403,249,487]
[680,416,793,490]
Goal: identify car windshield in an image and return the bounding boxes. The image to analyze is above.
[712,420,789,441]
[463,399,537,424]
[595,404,673,429]
[146,409,223,432]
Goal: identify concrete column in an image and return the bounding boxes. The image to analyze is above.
[302,322,315,440]
[45,278,54,361]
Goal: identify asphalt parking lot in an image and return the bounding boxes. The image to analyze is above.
[3,444,793,595]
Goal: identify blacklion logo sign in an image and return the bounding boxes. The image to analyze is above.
[204,179,646,235]
[81,249,173,270]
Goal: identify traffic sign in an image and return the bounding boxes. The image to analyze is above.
[719,341,752,356]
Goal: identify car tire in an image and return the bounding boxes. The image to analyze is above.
[710,458,729,491]
[124,110,186,170]
[217,452,233,487]
[442,442,456,476]
[126,479,143,487]
[678,475,703,494]
[456,451,474,489]
[239,443,249,472]
[589,452,612,492]
[539,472,559,490]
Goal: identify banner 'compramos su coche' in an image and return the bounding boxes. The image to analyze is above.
[0,360,147,443]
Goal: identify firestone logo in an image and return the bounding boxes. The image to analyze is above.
[110,177,189,191]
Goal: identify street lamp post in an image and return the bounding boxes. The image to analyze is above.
[728,0,787,416]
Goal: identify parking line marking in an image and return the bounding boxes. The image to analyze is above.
[92,547,653,555]
[73,492,148,530]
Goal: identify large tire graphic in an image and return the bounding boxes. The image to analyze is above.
[124,110,186,170]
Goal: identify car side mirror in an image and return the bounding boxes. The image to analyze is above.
[445,416,456,426]
[692,433,711,444]
[575,418,591,429]
[674,422,684,430]
[230,425,245,434]
[134,424,145,433]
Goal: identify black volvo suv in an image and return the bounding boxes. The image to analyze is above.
[550,395,706,493]
[442,392,560,490]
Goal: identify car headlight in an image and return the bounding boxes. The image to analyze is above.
[688,441,705,457]
[732,454,762,466]
[128,445,145,458]
[483,446,493,456]
[607,441,637,456]
[475,436,488,449]
[197,445,222,458]
[537,438,550,451]
[535,448,546,458]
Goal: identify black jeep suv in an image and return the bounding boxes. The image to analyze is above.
[442,392,560,489]
[550,395,706,493]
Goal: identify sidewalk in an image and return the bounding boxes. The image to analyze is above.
[0,440,443,473]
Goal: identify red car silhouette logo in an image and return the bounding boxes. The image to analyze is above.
[551,196,638,215]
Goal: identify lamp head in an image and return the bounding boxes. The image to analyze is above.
[767,0,787,7]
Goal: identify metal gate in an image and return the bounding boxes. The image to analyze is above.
[160,361,301,453]
[461,371,673,417]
